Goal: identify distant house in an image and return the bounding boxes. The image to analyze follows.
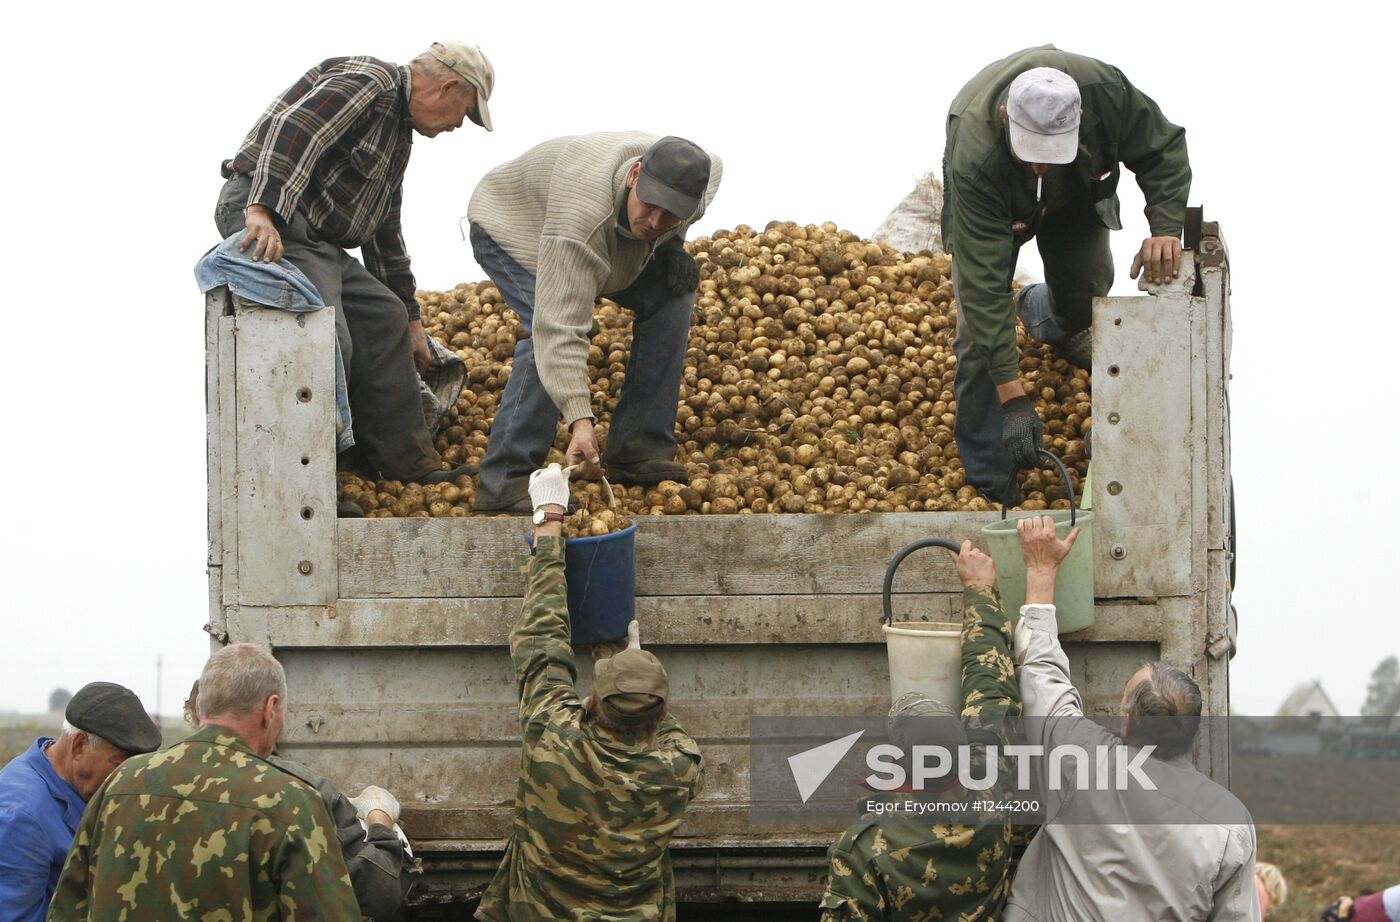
[1378,685,1400,733]
[1275,680,1341,729]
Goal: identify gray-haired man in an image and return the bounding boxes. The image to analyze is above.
[48,644,360,919]
[1006,516,1259,921]
[215,41,494,484]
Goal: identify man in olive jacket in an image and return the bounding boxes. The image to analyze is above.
[942,46,1190,505]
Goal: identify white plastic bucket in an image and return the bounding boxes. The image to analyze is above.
[882,621,963,705]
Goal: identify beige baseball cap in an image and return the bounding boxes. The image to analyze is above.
[428,41,495,131]
[1007,67,1080,165]
[594,648,668,728]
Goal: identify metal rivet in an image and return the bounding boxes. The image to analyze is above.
[1108,413,1120,425]
[300,455,311,466]
[297,560,313,575]
[1111,545,1127,560]
[1107,481,1123,496]
[300,506,314,520]
[1107,365,1120,377]
[1114,318,1123,326]
[296,387,312,403]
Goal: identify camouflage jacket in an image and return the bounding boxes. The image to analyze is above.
[46,725,361,921]
[476,537,703,922]
[819,586,1023,922]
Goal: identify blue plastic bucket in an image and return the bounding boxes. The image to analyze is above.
[563,522,638,644]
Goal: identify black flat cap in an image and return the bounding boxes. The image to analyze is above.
[66,682,161,755]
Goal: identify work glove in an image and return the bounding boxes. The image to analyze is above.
[1001,396,1044,470]
[655,241,700,297]
[348,785,401,824]
[1320,897,1354,922]
[626,620,642,650]
[528,463,572,513]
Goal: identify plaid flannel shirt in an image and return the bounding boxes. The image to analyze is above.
[223,56,420,319]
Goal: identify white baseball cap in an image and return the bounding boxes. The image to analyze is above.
[1007,67,1081,164]
[428,41,495,131]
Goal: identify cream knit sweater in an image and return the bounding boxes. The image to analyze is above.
[468,131,722,425]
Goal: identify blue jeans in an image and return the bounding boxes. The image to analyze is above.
[470,226,695,506]
[953,196,1112,497]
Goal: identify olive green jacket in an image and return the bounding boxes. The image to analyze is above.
[941,45,1190,383]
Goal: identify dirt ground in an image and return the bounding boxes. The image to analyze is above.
[1258,824,1400,921]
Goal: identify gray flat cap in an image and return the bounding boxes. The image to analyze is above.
[66,682,161,754]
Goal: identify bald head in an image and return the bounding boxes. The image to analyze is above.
[1120,661,1202,758]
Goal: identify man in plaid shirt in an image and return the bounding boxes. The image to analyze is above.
[214,41,495,484]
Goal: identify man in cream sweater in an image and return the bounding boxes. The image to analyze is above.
[467,132,722,513]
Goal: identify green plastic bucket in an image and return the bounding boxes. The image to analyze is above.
[980,451,1095,634]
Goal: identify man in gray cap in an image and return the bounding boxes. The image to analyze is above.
[467,132,723,513]
[942,46,1191,506]
[475,463,702,919]
[0,682,159,920]
[215,41,494,486]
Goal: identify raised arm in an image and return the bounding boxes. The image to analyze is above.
[946,541,1021,739]
[510,465,580,728]
[1012,517,1083,735]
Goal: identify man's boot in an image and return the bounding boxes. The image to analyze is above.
[605,458,690,486]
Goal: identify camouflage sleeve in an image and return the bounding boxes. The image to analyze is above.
[510,536,580,728]
[656,717,705,800]
[959,585,1022,744]
[273,788,362,920]
[818,833,884,921]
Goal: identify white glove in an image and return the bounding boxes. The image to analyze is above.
[528,463,572,513]
[348,785,401,824]
[626,620,642,651]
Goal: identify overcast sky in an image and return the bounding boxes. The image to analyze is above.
[0,2,1394,720]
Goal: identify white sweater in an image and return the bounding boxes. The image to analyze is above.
[468,131,722,424]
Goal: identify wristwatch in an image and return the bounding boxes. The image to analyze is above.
[533,509,566,525]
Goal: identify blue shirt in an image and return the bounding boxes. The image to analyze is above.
[0,738,87,921]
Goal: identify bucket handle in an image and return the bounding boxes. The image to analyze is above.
[882,538,963,625]
[1000,449,1076,527]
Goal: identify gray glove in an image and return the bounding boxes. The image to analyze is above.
[1001,397,1044,470]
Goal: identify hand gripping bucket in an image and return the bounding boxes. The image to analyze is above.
[881,538,965,706]
[980,450,1095,634]
[563,522,638,644]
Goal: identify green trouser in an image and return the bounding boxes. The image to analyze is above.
[953,195,1113,496]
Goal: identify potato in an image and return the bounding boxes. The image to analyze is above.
[340,222,1089,521]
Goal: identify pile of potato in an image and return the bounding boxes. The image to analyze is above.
[338,221,1090,532]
